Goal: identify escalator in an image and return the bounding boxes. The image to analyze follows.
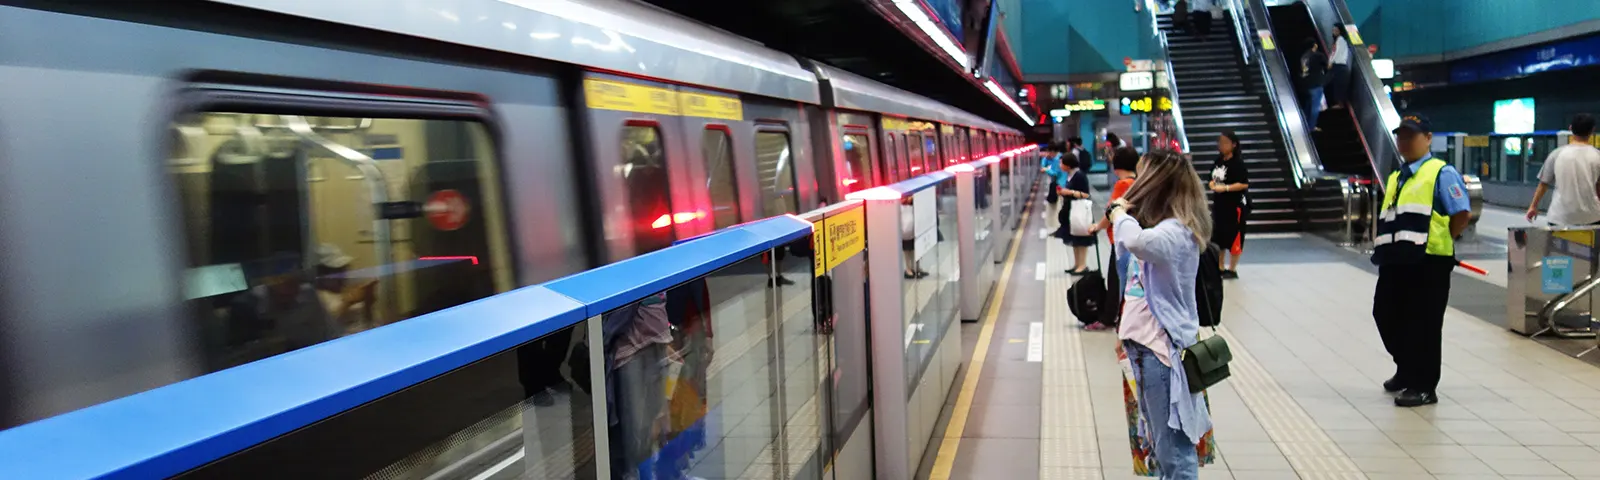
[1160,12,1335,232]
[1266,2,1379,177]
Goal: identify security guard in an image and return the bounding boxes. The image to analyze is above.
[1371,114,1472,407]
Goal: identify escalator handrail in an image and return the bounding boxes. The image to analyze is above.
[1160,32,1191,154]
[1235,0,1322,189]
[1225,0,1252,67]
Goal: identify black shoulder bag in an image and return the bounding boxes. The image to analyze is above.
[1182,259,1231,392]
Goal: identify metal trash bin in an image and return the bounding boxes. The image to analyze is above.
[1507,225,1600,337]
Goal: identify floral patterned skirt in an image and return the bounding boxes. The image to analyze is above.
[1118,343,1218,476]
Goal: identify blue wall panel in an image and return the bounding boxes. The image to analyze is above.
[1376,0,1599,60]
[1016,0,1151,75]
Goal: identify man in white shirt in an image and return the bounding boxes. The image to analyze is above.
[1528,114,1600,225]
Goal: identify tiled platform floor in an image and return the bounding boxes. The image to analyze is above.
[934,206,1600,480]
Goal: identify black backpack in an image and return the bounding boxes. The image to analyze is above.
[1068,271,1107,324]
[1196,244,1224,327]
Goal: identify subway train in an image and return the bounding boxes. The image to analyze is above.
[0,0,1030,428]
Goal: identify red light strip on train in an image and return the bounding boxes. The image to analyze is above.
[651,211,707,229]
[418,256,480,265]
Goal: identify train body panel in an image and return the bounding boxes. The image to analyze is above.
[0,0,1023,428]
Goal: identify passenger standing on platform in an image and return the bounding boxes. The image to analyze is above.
[1326,23,1355,110]
[1371,114,1471,407]
[1208,131,1249,279]
[1041,142,1064,227]
[1189,0,1214,42]
[1086,147,1142,331]
[1112,149,1213,479]
[1525,114,1600,225]
[1055,150,1097,275]
[1299,38,1330,131]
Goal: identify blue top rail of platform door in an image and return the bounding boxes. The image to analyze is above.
[0,215,813,480]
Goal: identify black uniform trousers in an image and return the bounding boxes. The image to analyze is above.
[1372,260,1454,394]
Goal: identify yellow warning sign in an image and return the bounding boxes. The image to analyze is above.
[1258,29,1276,50]
[1557,230,1595,248]
[1345,25,1364,45]
[583,78,680,116]
[812,223,824,277]
[813,206,866,276]
[1464,136,1491,148]
[679,92,743,121]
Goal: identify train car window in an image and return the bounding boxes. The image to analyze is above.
[883,134,899,182]
[702,127,741,229]
[170,112,513,372]
[925,135,939,167]
[622,124,676,253]
[906,133,923,174]
[900,134,913,176]
[755,130,799,216]
[842,133,873,193]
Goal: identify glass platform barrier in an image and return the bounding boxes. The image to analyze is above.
[0,215,821,480]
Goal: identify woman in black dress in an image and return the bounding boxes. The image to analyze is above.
[1054,152,1097,275]
[1208,131,1249,278]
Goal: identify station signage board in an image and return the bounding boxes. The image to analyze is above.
[1060,99,1108,112]
[1120,96,1173,114]
[1120,71,1155,91]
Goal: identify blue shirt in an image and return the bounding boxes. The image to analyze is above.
[1112,216,1211,444]
[1399,155,1470,216]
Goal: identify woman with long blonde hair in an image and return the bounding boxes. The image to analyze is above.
[1109,149,1213,479]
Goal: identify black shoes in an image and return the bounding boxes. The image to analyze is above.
[1382,376,1404,393]
[1221,270,1239,280]
[1394,390,1438,407]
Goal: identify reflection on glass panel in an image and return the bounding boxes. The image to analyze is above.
[601,249,821,480]
[623,125,675,255]
[775,238,826,480]
[702,129,741,230]
[842,134,873,194]
[171,112,514,373]
[899,181,959,390]
[184,325,595,479]
[924,135,938,167]
[757,131,799,217]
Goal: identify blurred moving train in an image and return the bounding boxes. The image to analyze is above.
[0,0,1030,427]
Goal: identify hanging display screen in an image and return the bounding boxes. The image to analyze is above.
[1493,97,1536,135]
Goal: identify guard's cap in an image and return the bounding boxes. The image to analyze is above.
[1392,113,1432,134]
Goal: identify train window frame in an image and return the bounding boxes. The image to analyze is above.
[620,119,678,253]
[883,133,899,182]
[754,125,800,217]
[700,124,741,230]
[841,128,875,192]
[165,83,519,373]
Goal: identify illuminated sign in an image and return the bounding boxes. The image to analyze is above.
[1120,71,1155,91]
[1060,99,1108,112]
[1120,96,1173,114]
[1049,108,1073,117]
[1494,98,1536,135]
[1372,59,1395,79]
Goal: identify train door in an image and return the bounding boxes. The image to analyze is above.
[744,100,814,214]
[580,73,696,261]
[837,112,878,194]
[675,85,754,232]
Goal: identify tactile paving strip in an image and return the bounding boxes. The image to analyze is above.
[1218,326,1368,479]
[1039,240,1104,480]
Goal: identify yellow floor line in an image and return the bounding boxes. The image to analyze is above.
[928,187,1036,480]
